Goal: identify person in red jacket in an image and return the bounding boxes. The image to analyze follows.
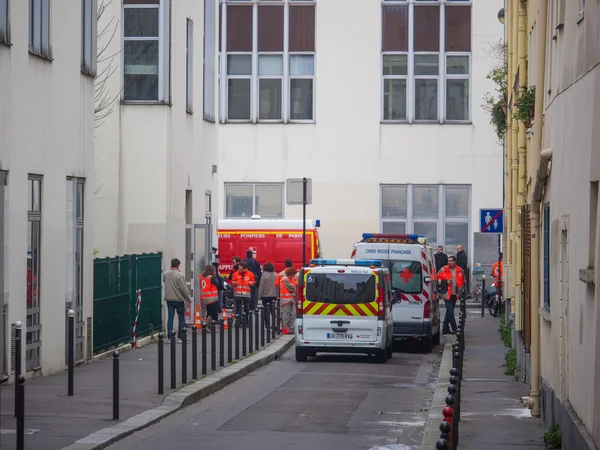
[437,256,465,335]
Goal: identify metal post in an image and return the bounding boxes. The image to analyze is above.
[276,299,281,335]
[265,304,271,344]
[449,369,459,449]
[181,328,187,384]
[68,309,75,396]
[235,315,240,360]
[260,307,265,347]
[255,306,260,349]
[302,177,307,267]
[498,234,502,299]
[210,321,216,371]
[451,362,461,422]
[219,318,225,366]
[16,376,25,450]
[170,330,177,389]
[248,310,253,354]
[14,321,22,417]
[481,276,486,318]
[202,323,207,375]
[242,314,247,356]
[227,316,233,363]
[113,351,119,420]
[192,326,198,380]
[271,301,276,339]
[158,333,164,394]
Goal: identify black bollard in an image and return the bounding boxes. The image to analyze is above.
[181,328,187,384]
[276,299,281,334]
[235,315,240,360]
[448,376,458,450]
[439,421,451,448]
[202,323,207,375]
[68,309,75,396]
[158,332,164,394]
[260,307,265,347]
[219,318,225,367]
[16,375,25,450]
[481,278,486,317]
[170,330,177,389]
[210,321,216,371]
[255,307,260,349]
[265,304,271,344]
[450,367,460,421]
[242,314,247,356]
[227,316,233,363]
[192,326,198,380]
[436,438,450,450]
[248,310,254,354]
[13,321,22,417]
[113,351,120,420]
[271,302,276,340]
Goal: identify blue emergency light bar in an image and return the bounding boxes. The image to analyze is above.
[310,258,382,267]
[362,233,424,240]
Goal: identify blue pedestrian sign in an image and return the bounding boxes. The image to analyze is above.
[480,209,503,233]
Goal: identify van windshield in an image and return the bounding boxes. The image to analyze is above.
[390,260,422,294]
[305,273,376,304]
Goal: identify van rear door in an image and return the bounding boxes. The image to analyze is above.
[390,258,426,333]
[302,270,379,342]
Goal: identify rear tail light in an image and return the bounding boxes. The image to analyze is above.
[376,286,385,321]
[296,285,304,317]
[423,300,431,319]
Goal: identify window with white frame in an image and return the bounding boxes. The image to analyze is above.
[381,184,470,255]
[27,176,42,372]
[219,0,316,123]
[122,0,170,102]
[203,0,216,121]
[29,0,52,59]
[381,0,472,123]
[225,183,284,218]
[0,0,9,44]
[81,0,97,75]
[186,18,194,113]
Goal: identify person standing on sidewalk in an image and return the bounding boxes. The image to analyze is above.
[244,250,262,312]
[200,264,220,330]
[257,262,278,329]
[212,254,225,312]
[231,261,256,322]
[279,267,298,335]
[434,246,448,272]
[163,258,192,343]
[437,256,465,335]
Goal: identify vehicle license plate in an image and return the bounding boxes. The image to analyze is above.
[327,333,353,339]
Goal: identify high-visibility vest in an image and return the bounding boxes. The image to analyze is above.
[232,270,255,298]
[200,275,219,304]
[279,277,297,305]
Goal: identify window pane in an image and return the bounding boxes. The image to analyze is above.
[124,40,159,101]
[290,79,313,120]
[414,222,437,248]
[445,223,468,256]
[381,185,407,218]
[383,222,406,234]
[445,186,469,218]
[446,79,469,121]
[227,54,252,75]
[255,185,283,218]
[258,55,283,75]
[124,8,159,37]
[32,180,41,212]
[76,182,84,221]
[226,185,253,217]
[383,55,408,76]
[259,79,282,120]
[384,79,407,121]
[414,54,439,75]
[446,55,469,75]
[415,79,438,121]
[413,186,438,219]
[228,79,251,120]
[290,55,314,75]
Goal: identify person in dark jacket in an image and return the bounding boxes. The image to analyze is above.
[434,246,448,272]
[243,250,262,312]
[455,245,468,295]
[212,254,225,312]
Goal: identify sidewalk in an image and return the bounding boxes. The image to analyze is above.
[458,311,545,449]
[0,321,286,450]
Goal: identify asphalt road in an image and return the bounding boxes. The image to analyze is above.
[107,342,443,450]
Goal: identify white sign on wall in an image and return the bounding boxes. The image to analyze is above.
[286,178,313,205]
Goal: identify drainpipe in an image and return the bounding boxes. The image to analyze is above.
[505,0,513,270]
[510,0,520,315]
[525,0,549,419]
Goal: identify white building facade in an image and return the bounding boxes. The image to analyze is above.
[93,0,219,281]
[216,0,504,262]
[0,0,95,377]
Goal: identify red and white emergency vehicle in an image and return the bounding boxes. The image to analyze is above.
[217,218,322,276]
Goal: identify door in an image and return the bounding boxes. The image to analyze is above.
[390,257,426,331]
[0,172,5,377]
[186,224,212,325]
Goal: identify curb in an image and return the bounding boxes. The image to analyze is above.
[92,332,160,362]
[62,335,295,450]
[419,334,456,449]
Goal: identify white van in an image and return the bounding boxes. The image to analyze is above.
[295,259,394,363]
[351,233,441,352]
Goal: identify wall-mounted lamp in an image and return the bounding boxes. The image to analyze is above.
[497,8,505,24]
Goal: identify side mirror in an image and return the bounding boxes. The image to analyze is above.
[424,276,431,283]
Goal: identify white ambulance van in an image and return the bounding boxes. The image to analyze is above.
[295,259,394,363]
[351,234,441,352]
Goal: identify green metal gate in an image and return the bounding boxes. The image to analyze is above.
[93,253,162,354]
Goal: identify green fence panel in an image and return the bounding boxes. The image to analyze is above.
[93,252,163,354]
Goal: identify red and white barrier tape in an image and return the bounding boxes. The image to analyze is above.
[132,289,142,347]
